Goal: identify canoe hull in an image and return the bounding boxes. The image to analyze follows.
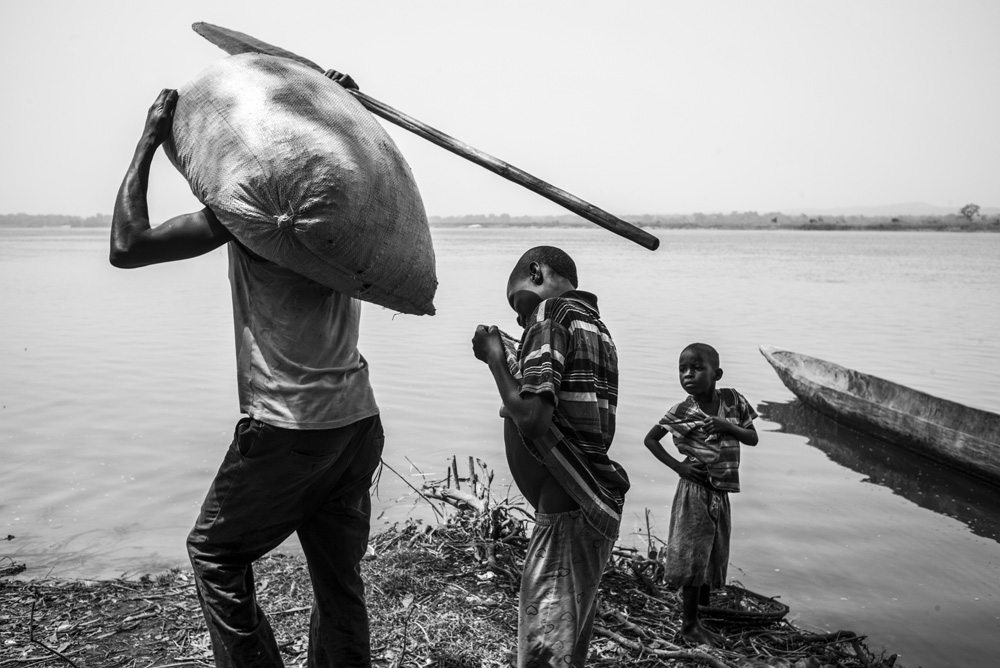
[760,345,1000,486]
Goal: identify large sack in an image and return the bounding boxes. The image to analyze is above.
[164,53,437,315]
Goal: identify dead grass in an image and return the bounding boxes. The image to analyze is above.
[1,459,901,668]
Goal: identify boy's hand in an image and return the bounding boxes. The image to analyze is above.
[700,416,758,445]
[701,416,732,437]
[676,459,710,485]
[324,69,359,90]
[472,325,504,364]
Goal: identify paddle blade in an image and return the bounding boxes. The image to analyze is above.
[192,22,325,73]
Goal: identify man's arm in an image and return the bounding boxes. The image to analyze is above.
[472,325,554,440]
[110,89,233,268]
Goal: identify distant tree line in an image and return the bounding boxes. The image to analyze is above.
[429,209,1000,231]
[3,209,997,231]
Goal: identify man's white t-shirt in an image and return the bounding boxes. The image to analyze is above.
[227,243,379,429]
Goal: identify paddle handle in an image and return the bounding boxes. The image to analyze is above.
[352,90,660,251]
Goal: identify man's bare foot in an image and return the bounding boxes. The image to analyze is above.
[679,620,723,646]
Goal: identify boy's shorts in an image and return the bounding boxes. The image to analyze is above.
[663,478,731,589]
[518,509,615,667]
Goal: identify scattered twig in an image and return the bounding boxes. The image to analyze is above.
[468,456,478,497]
[423,486,485,513]
[380,459,445,520]
[0,555,26,577]
[628,560,661,598]
[593,625,735,668]
[121,610,159,626]
[645,508,655,557]
[272,605,310,616]
[392,595,425,668]
[779,630,858,645]
[854,638,872,667]
[450,456,461,491]
[29,592,82,668]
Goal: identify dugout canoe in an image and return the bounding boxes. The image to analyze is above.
[759,345,1000,487]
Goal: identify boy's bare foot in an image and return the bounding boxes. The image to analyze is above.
[679,621,723,646]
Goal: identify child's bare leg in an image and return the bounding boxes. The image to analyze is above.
[680,585,722,646]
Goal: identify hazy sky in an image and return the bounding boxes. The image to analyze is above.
[2,0,998,218]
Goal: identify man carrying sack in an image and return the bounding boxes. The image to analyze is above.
[110,70,389,667]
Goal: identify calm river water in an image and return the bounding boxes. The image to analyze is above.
[1,227,998,667]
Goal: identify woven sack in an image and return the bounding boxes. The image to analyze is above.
[164,53,436,315]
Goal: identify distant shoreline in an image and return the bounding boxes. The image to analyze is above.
[427,211,1000,232]
[430,221,1000,233]
[2,211,998,233]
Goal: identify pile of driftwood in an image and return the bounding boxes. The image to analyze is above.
[0,457,900,667]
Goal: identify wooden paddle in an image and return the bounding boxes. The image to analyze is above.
[191,22,660,251]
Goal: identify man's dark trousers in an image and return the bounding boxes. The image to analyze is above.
[187,414,384,668]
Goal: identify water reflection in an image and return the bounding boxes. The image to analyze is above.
[758,399,1000,543]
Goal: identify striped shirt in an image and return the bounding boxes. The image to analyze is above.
[659,388,757,492]
[509,290,630,540]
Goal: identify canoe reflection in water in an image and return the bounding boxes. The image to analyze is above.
[758,399,1000,544]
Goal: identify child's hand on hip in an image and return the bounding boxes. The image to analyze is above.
[676,459,710,485]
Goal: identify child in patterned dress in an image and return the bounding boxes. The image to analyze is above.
[643,343,758,646]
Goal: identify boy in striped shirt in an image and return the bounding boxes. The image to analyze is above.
[472,246,629,667]
[643,343,758,646]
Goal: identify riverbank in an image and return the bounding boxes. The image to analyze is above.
[1,469,900,668]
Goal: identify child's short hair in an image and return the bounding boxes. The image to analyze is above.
[682,342,720,367]
[510,246,578,287]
